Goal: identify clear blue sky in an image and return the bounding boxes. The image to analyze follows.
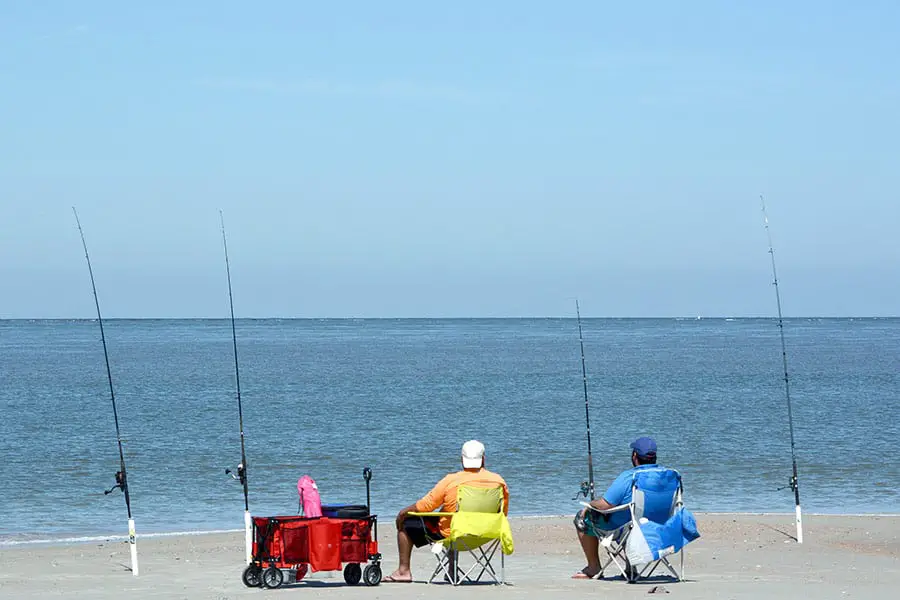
[2,1,898,318]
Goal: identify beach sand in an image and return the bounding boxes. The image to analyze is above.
[1,514,898,599]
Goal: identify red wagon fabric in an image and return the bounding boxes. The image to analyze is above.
[250,516,378,573]
[340,519,373,564]
[279,519,311,564]
[308,519,342,571]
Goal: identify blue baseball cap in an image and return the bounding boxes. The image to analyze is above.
[630,436,657,458]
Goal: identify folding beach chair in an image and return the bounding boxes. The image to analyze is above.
[409,484,514,585]
[582,467,698,584]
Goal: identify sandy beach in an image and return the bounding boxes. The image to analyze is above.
[1,513,898,599]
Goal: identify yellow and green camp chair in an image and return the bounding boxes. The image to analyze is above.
[409,484,514,585]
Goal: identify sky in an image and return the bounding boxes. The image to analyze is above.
[1,1,898,318]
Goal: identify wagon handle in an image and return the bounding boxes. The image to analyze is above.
[363,467,372,513]
[362,466,376,544]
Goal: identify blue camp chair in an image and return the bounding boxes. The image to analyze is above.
[582,467,699,583]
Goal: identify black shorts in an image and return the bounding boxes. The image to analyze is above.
[403,516,445,548]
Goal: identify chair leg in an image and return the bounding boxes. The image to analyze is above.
[660,557,679,580]
[636,558,679,583]
[598,529,632,580]
[597,551,615,577]
[429,544,461,585]
[430,539,507,586]
[482,542,501,584]
[600,544,629,580]
[427,547,446,584]
[459,540,501,584]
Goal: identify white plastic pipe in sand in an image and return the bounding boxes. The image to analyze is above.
[128,518,139,576]
[244,510,252,564]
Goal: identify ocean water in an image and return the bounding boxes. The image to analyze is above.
[0,318,898,544]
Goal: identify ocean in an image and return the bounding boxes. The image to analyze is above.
[0,318,897,545]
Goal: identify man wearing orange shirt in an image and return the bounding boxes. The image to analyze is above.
[383,439,509,583]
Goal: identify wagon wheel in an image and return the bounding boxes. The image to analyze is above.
[363,564,382,586]
[262,566,284,589]
[343,563,362,585]
[241,564,262,587]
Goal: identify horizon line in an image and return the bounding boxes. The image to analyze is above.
[1,315,897,321]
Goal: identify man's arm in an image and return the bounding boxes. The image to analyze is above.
[396,476,449,527]
[578,495,615,520]
[588,497,615,511]
[395,503,418,529]
[581,472,630,515]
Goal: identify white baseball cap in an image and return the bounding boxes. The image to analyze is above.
[461,440,485,469]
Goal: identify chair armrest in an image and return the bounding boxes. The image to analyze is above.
[579,501,631,514]
[408,511,455,517]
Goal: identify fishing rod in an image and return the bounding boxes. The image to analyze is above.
[574,299,596,501]
[72,207,139,576]
[219,211,253,564]
[760,196,803,544]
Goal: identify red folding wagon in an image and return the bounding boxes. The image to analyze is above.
[240,468,382,589]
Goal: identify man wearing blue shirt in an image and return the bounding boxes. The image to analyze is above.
[572,436,659,579]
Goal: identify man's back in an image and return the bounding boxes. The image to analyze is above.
[601,463,660,529]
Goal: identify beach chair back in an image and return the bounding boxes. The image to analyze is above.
[457,485,504,514]
[631,468,682,524]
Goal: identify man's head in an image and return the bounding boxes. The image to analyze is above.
[461,440,485,470]
[629,436,657,465]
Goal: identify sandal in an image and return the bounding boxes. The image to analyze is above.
[572,567,599,579]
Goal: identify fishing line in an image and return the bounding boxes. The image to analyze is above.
[760,196,803,544]
[72,207,140,575]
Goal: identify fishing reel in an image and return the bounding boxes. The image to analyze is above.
[572,480,592,501]
[776,475,798,493]
[104,471,126,495]
[225,463,246,486]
